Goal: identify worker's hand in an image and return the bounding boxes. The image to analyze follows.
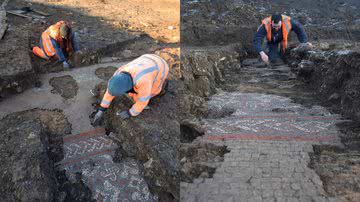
[305,42,313,48]
[92,110,104,126]
[63,61,71,70]
[260,51,269,65]
[300,42,313,48]
[75,50,83,55]
[116,110,131,120]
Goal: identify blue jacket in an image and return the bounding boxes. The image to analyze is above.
[253,19,308,53]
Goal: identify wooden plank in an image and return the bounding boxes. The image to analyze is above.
[32,9,50,16]
[7,10,32,19]
[0,0,9,40]
[0,9,7,39]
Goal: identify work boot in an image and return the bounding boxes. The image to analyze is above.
[63,61,72,71]
[32,46,49,60]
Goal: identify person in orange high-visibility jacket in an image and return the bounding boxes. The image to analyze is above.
[32,20,81,69]
[92,52,169,124]
[253,13,311,64]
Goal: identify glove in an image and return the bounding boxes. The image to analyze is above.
[75,50,83,55]
[303,42,313,48]
[92,110,104,126]
[259,51,269,65]
[63,61,71,69]
[116,110,131,120]
[301,42,312,46]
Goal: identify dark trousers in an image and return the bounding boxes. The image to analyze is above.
[267,42,285,63]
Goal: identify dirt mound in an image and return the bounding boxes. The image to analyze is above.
[49,75,79,99]
[157,47,181,80]
[179,47,240,199]
[0,120,54,201]
[288,42,360,122]
[95,66,117,80]
[310,145,360,202]
[0,109,71,201]
[283,37,360,202]
[181,1,258,48]
[0,13,37,98]
[180,45,240,118]
[104,95,180,201]
[180,142,229,183]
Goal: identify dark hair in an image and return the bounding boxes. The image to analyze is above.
[60,25,71,39]
[271,14,282,23]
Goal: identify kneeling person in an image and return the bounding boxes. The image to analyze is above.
[93,51,169,124]
[253,13,311,64]
[32,20,81,69]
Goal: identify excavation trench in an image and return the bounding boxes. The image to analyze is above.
[88,53,181,201]
[186,0,359,200]
[287,43,360,201]
[180,43,360,201]
[0,44,180,200]
[0,0,180,201]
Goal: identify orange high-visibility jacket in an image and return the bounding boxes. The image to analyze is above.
[101,54,169,116]
[41,21,72,57]
[262,15,292,53]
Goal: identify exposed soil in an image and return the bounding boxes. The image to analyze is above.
[49,75,78,99]
[181,0,360,200]
[0,109,72,201]
[179,45,241,185]
[0,0,180,199]
[310,145,360,202]
[31,0,180,43]
[0,0,179,99]
[95,66,117,80]
[181,0,360,53]
[91,48,181,201]
[180,119,205,143]
[337,121,360,151]
[0,14,37,98]
[2,0,360,200]
[0,108,152,201]
[180,142,230,183]
[285,41,360,200]
[288,42,360,122]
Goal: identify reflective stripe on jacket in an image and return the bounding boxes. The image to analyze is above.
[100,54,169,116]
[41,21,73,59]
[262,15,292,53]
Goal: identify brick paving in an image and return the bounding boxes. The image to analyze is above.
[181,61,344,201]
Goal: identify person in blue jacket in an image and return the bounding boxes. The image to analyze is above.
[253,13,312,64]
